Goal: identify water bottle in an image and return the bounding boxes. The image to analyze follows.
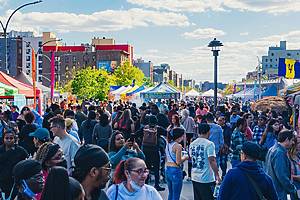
[213,184,221,198]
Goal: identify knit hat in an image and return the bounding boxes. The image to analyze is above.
[13,160,42,183]
[242,141,261,160]
[74,144,109,169]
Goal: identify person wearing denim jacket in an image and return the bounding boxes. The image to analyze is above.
[265,130,298,200]
[165,128,188,200]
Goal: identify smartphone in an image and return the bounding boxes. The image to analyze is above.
[129,134,135,142]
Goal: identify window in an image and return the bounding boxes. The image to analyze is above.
[26,49,31,54]
[38,55,42,61]
[26,63,30,68]
[73,56,76,62]
[287,53,291,56]
[270,64,272,68]
[270,59,272,62]
[55,56,60,61]
[38,63,42,69]
[38,41,42,47]
[26,56,30,61]
[65,56,70,63]
[38,77,42,82]
[26,42,31,47]
[265,59,268,62]
[271,53,274,56]
[92,55,96,61]
[39,69,42,74]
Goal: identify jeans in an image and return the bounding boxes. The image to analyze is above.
[220,154,228,178]
[165,166,183,200]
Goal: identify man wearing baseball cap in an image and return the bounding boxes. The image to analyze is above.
[218,141,277,200]
[73,144,110,200]
[29,128,50,149]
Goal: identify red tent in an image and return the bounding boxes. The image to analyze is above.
[0,72,42,113]
[0,71,41,97]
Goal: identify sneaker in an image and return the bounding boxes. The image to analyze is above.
[155,185,165,191]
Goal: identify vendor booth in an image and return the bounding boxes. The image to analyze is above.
[140,82,181,100]
[0,72,42,113]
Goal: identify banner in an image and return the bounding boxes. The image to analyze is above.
[278,58,300,79]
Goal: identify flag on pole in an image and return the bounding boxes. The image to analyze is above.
[32,49,37,110]
[278,58,300,79]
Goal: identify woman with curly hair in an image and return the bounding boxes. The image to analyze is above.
[34,142,67,200]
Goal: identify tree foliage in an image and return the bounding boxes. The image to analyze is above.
[112,61,144,86]
[69,62,148,100]
[71,67,112,100]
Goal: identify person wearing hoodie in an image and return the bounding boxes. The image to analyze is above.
[218,141,278,200]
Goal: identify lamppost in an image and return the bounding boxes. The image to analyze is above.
[208,38,223,111]
[0,0,42,74]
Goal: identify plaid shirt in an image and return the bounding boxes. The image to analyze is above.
[252,125,266,144]
[230,128,246,161]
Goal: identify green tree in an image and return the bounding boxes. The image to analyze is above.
[112,61,144,86]
[143,77,154,87]
[71,67,112,100]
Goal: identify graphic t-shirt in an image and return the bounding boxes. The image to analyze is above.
[189,138,216,183]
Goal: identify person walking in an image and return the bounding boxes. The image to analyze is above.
[189,123,221,200]
[165,127,189,200]
[218,141,278,200]
[265,130,298,200]
[50,116,80,174]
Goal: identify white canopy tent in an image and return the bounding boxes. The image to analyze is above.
[185,89,200,97]
[201,89,222,97]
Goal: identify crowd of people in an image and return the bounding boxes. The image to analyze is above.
[0,98,299,200]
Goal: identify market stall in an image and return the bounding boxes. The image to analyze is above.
[140,82,181,100]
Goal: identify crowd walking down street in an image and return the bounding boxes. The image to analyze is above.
[0,98,299,200]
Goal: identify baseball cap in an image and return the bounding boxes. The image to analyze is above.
[29,128,50,142]
[13,160,42,182]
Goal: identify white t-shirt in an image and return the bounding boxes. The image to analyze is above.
[106,183,162,200]
[189,137,216,183]
[53,134,80,174]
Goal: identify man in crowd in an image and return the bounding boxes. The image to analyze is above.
[265,130,298,200]
[190,123,221,200]
[50,116,80,174]
[75,105,87,130]
[29,128,51,148]
[206,112,224,167]
[73,144,110,200]
[252,115,267,144]
[217,115,232,178]
[218,141,278,200]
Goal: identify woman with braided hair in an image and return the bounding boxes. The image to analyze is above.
[34,142,67,200]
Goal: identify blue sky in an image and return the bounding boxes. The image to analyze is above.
[1,0,300,83]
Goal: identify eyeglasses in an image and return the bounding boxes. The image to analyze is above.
[130,168,150,176]
[4,136,14,140]
[100,164,112,172]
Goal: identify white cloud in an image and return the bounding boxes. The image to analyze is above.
[127,0,300,14]
[0,8,190,33]
[139,30,300,82]
[182,28,226,39]
[240,32,249,36]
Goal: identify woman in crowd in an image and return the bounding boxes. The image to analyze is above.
[65,118,81,143]
[41,166,85,200]
[34,142,67,200]
[93,112,112,151]
[242,113,253,141]
[16,106,31,131]
[19,111,37,156]
[114,109,135,139]
[106,157,162,200]
[108,131,145,171]
[79,110,97,144]
[230,118,247,167]
[165,128,189,200]
[289,135,300,200]
[0,128,28,199]
[260,118,280,149]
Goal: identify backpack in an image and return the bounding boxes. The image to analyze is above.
[142,125,158,147]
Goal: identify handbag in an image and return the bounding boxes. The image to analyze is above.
[244,172,267,200]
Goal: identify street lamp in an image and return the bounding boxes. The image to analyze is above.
[208,38,223,111]
[0,0,42,74]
